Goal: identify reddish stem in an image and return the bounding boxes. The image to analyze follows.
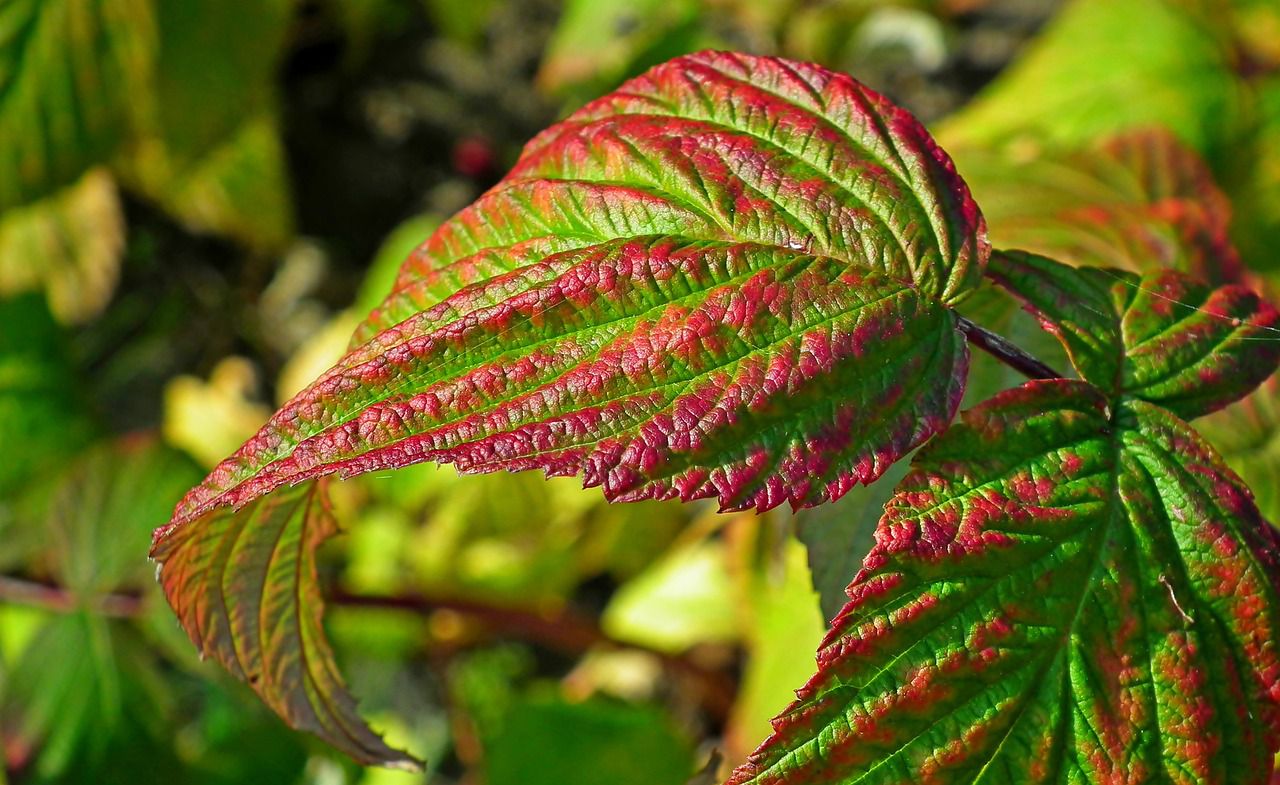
[957,316,1063,380]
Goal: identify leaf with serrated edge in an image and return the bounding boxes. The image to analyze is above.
[989,251,1280,420]
[151,51,987,765]
[156,50,988,520]
[730,379,1280,785]
[150,480,418,769]
[358,50,985,341]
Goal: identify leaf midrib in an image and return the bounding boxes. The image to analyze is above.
[196,261,931,519]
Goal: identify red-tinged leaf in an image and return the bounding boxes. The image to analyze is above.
[149,481,419,770]
[952,129,1243,285]
[157,52,987,521]
[167,240,970,523]
[1092,128,1230,215]
[152,51,988,765]
[990,251,1280,419]
[730,379,1280,785]
[357,49,986,343]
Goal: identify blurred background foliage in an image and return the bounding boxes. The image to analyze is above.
[2,0,1279,782]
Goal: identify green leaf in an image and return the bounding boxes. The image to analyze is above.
[117,0,294,250]
[164,357,272,469]
[1,437,204,777]
[149,480,419,770]
[1233,76,1280,274]
[730,379,1280,784]
[144,0,290,165]
[122,113,294,251]
[1196,379,1280,524]
[795,461,909,623]
[39,437,202,594]
[421,0,500,50]
[173,50,987,522]
[602,540,739,653]
[0,613,119,778]
[729,532,826,763]
[989,251,1280,419]
[0,0,153,211]
[537,0,714,103]
[955,281,1075,407]
[0,293,97,503]
[936,0,1243,166]
[153,50,990,766]
[483,694,695,785]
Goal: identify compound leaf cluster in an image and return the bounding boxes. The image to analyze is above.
[148,51,1280,780]
[729,257,1280,783]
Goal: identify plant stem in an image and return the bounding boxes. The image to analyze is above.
[956,316,1063,380]
[0,574,736,719]
[330,589,736,719]
[0,575,143,618]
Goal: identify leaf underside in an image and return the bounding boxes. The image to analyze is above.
[729,379,1280,785]
[150,480,418,769]
[151,51,988,766]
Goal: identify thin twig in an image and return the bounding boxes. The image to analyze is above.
[0,573,736,719]
[1159,574,1194,625]
[0,575,145,618]
[956,316,1063,380]
[331,589,737,719]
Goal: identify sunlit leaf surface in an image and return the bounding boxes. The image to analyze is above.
[735,250,1280,784]
[731,379,1280,785]
[152,50,989,765]
[990,251,1280,420]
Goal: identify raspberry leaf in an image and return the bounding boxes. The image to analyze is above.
[989,251,1280,419]
[730,379,1280,785]
[953,129,1242,284]
[150,480,420,770]
[151,51,988,765]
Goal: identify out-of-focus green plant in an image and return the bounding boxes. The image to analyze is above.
[0,435,318,785]
[147,39,1280,785]
[0,0,293,325]
[938,0,1246,164]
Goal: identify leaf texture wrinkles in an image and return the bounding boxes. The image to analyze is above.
[729,380,1280,785]
[151,51,988,765]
